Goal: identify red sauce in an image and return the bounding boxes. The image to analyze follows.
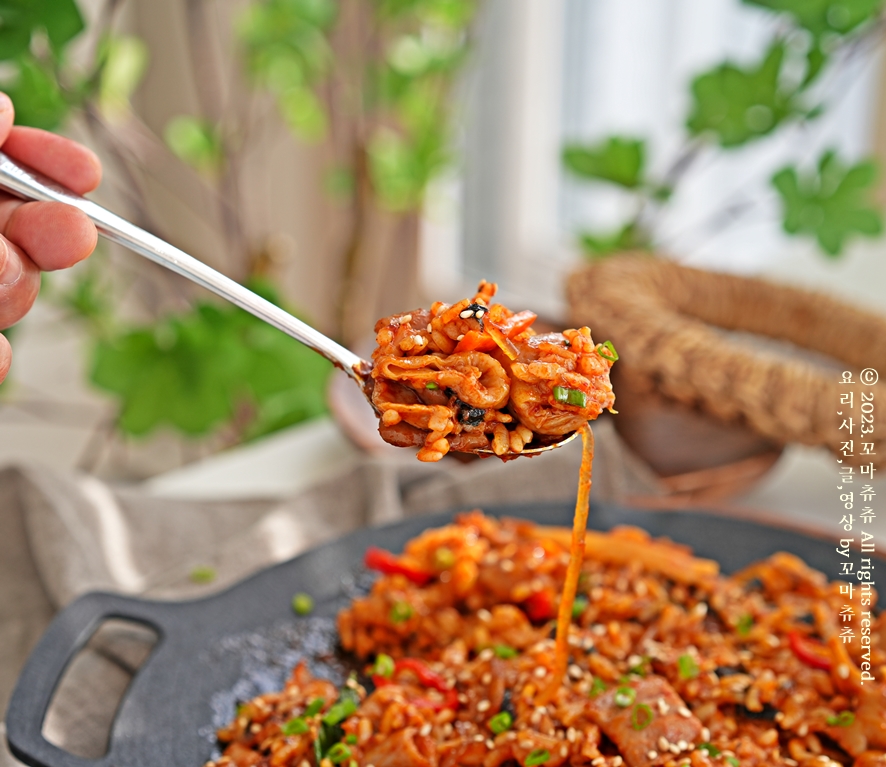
[537,422,594,705]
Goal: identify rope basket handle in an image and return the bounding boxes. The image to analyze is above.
[566,254,886,468]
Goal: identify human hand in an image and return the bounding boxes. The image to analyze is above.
[0,92,102,385]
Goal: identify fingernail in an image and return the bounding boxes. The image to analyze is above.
[0,240,22,285]
[0,93,11,114]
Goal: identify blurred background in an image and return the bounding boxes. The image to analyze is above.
[4,5,886,757]
[1,0,886,495]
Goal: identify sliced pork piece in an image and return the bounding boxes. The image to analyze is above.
[586,675,704,767]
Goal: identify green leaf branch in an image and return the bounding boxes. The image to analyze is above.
[566,0,886,260]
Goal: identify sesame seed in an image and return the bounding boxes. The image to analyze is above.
[412,334,425,345]
[458,694,468,704]
[627,655,643,667]
[647,751,658,760]
[426,324,432,332]
[612,759,623,767]
[677,706,691,718]
[400,314,412,322]
[568,664,583,680]
[701,727,710,741]
[442,723,453,737]
[419,723,432,737]
[478,608,492,622]
[694,602,708,617]
[767,634,780,647]
[566,727,576,743]
[530,711,542,726]
[658,737,670,751]
[657,697,670,715]
[838,665,850,679]
[559,745,568,758]
[534,666,547,679]
[345,678,358,689]
[591,759,605,767]
[249,723,260,733]
[477,700,491,712]
[459,309,474,319]
[501,559,514,572]
[677,740,688,752]
[486,739,495,750]
[478,648,494,662]
[669,743,680,755]
[456,334,465,341]
[474,734,485,743]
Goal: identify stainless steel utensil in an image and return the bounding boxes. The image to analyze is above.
[0,151,575,458]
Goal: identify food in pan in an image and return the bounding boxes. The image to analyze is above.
[370,281,617,461]
[207,512,886,767]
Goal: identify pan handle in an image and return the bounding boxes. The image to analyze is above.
[5,591,174,767]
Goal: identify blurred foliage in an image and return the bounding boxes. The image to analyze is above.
[239,0,477,211]
[565,0,885,260]
[89,280,331,439]
[773,150,883,255]
[0,0,338,446]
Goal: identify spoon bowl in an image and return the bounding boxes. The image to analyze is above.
[0,152,576,459]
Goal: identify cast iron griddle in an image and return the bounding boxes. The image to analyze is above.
[6,501,877,767]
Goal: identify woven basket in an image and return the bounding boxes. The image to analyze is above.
[566,254,886,469]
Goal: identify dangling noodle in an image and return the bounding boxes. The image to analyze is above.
[537,421,594,705]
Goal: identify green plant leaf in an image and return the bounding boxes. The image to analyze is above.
[98,36,148,120]
[772,151,883,256]
[562,137,646,189]
[277,85,327,141]
[164,115,224,174]
[687,42,803,148]
[368,126,449,211]
[90,283,331,439]
[742,0,884,38]
[0,0,84,60]
[577,222,647,259]
[4,57,69,129]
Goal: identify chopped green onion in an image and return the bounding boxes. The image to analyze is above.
[589,677,607,697]
[390,601,413,624]
[614,686,636,708]
[736,614,754,637]
[827,711,856,727]
[281,717,309,735]
[304,698,325,717]
[327,743,352,764]
[726,758,740,767]
[552,385,587,408]
[189,565,216,584]
[434,546,456,568]
[572,595,588,620]
[566,388,587,407]
[627,657,648,677]
[678,653,699,680]
[698,743,720,757]
[425,382,439,390]
[345,734,358,744]
[292,593,314,616]
[373,653,395,678]
[525,748,550,766]
[597,340,619,362]
[323,698,358,725]
[631,703,653,730]
[488,711,513,734]
[494,644,519,659]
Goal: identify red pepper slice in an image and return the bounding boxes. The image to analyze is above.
[524,589,556,622]
[364,547,433,586]
[789,630,833,671]
[372,658,458,711]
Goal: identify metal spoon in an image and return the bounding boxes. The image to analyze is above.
[0,152,576,458]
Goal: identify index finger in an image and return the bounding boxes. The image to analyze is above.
[3,127,102,195]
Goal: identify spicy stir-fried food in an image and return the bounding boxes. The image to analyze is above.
[208,513,886,767]
[370,282,617,461]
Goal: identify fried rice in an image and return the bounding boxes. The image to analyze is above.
[206,512,886,767]
[370,281,616,461]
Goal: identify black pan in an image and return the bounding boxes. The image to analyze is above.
[6,501,876,767]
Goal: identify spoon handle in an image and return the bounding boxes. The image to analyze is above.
[0,151,366,378]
